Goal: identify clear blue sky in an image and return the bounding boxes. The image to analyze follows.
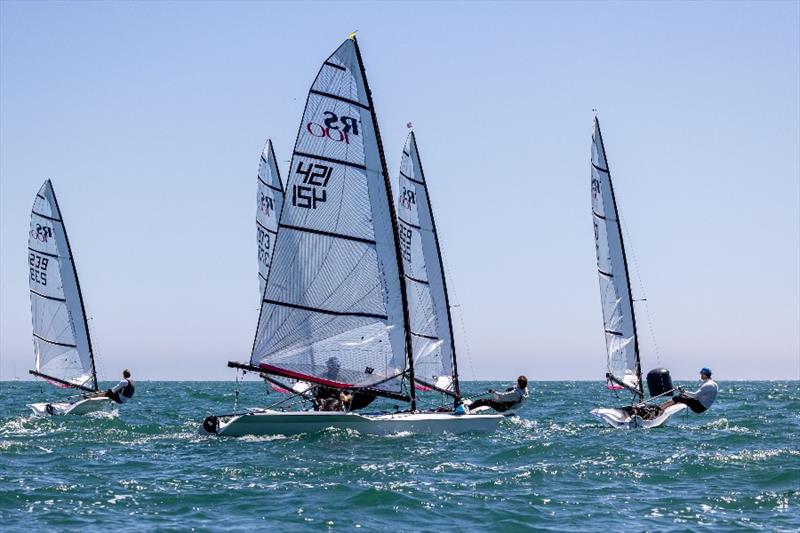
[1,1,798,381]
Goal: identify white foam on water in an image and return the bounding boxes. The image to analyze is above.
[238,434,289,443]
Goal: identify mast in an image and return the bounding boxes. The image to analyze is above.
[47,180,99,391]
[593,118,643,397]
[352,36,416,410]
[408,132,461,405]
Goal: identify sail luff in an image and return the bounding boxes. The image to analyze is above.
[592,118,643,398]
[351,36,416,409]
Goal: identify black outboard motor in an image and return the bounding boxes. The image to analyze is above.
[647,368,674,398]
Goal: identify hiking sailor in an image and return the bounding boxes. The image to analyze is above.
[96,369,135,404]
[660,368,718,413]
[468,376,528,412]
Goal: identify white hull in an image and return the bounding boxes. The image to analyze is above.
[28,396,112,417]
[591,403,688,429]
[203,410,505,437]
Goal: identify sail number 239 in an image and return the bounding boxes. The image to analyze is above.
[29,252,49,286]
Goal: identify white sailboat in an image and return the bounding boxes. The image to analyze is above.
[202,37,502,436]
[588,118,686,429]
[26,180,112,416]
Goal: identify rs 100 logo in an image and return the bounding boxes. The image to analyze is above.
[30,224,53,243]
[306,111,360,144]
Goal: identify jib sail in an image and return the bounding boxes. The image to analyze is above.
[591,118,642,397]
[28,179,98,391]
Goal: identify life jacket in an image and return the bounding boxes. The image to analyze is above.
[121,379,135,399]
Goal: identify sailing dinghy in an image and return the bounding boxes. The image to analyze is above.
[202,37,502,436]
[588,118,687,429]
[27,180,111,416]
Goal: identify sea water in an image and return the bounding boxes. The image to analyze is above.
[0,380,797,531]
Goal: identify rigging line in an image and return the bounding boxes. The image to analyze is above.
[84,303,104,387]
[617,210,662,364]
[439,248,477,381]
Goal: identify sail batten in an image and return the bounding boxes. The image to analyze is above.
[28,179,98,391]
[396,132,460,399]
[591,118,643,397]
[250,38,411,396]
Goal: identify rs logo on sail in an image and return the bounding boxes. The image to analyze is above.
[400,188,416,210]
[306,111,360,144]
[30,224,53,243]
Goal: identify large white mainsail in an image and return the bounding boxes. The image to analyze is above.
[28,179,98,392]
[591,118,642,397]
[396,132,459,397]
[256,140,285,299]
[250,37,413,399]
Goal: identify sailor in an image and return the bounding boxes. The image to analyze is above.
[312,357,375,412]
[660,368,718,413]
[468,375,528,412]
[97,369,135,404]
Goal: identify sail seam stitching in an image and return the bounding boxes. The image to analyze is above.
[397,217,421,230]
[400,170,424,186]
[411,331,439,341]
[258,176,284,193]
[33,332,77,348]
[32,211,62,222]
[279,223,376,245]
[405,274,429,285]
[309,89,369,110]
[30,289,66,302]
[293,151,367,170]
[262,298,388,320]
[28,247,59,259]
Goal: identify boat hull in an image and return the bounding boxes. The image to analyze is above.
[28,396,112,417]
[203,410,505,437]
[591,403,687,429]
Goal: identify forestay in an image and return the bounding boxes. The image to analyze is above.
[396,132,459,395]
[28,180,98,391]
[590,118,642,396]
[256,140,285,299]
[251,38,411,395]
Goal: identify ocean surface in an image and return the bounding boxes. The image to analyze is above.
[0,380,797,531]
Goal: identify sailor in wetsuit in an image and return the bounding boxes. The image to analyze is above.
[468,376,529,412]
[312,357,375,412]
[660,368,718,413]
[97,369,135,404]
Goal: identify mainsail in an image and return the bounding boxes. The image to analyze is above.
[591,118,642,397]
[256,140,285,299]
[28,179,98,392]
[250,38,413,400]
[396,132,459,398]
